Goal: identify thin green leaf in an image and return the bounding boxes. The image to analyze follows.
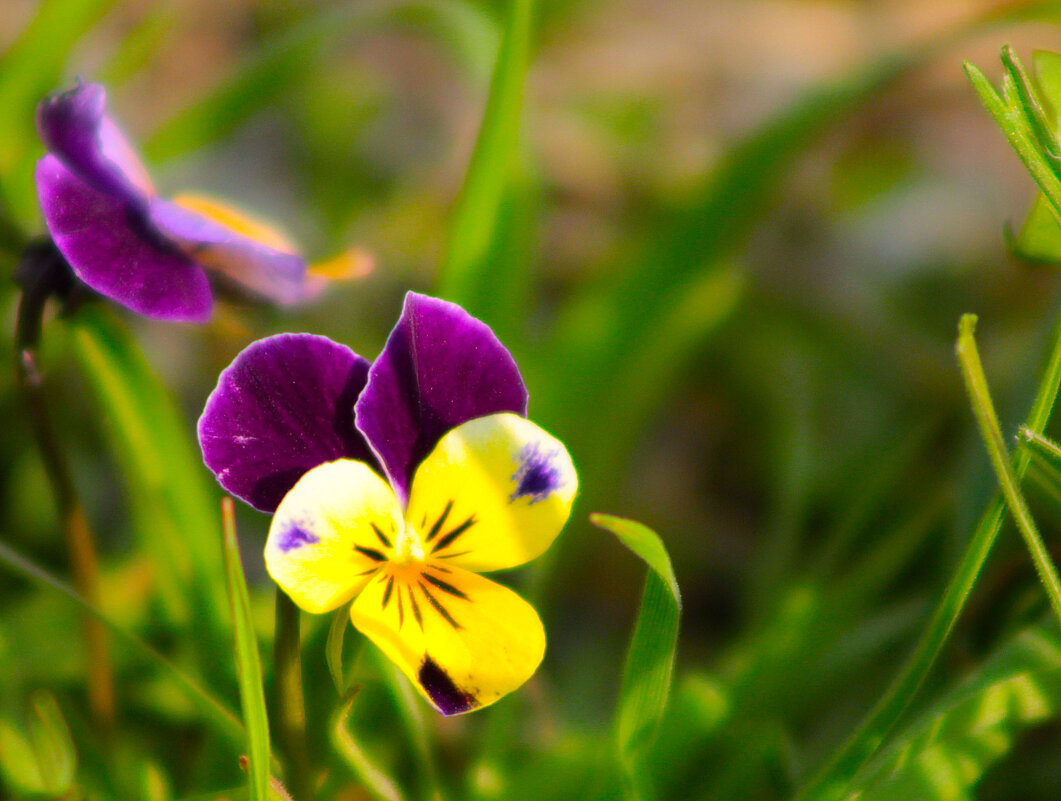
[957,314,1061,624]
[1033,49,1061,120]
[590,513,681,801]
[26,692,76,794]
[438,0,534,315]
[1000,46,1059,160]
[331,691,407,801]
[221,499,271,801]
[965,61,1061,222]
[68,306,227,636]
[0,536,243,743]
[326,603,354,696]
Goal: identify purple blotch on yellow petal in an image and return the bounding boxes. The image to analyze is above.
[418,656,478,715]
[511,442,563,504]
[276,522,320,552]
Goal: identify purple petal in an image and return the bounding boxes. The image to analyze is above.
[356,293,528,503]
[150,198,308,305]
[198,334,376,513]
[35,155,212,322]
[36,82,152,206]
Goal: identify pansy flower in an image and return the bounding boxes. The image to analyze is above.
[198,293,577,714]
[35,81,363,322]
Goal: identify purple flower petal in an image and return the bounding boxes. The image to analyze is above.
[35,155,212,322]
[149,198,307,305]
[36,82,152,206]
[198,334,377,513]
[355,293,528,504]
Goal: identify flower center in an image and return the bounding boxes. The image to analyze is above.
[393,520,425,564]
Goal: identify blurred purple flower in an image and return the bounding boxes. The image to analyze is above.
[35,82,366,322]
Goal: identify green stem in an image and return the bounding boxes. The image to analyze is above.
[957,315,1061,624]
[13,241,114,735]
[274,590,313,800]
[792,311,1061,801]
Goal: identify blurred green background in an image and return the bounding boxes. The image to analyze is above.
[6,1,1061,799]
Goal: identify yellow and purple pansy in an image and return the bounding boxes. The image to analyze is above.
[35,81,356,322]
[198,293,577,714]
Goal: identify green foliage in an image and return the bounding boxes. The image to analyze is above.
[591,513,681,800]
[222,500,272,801]
[12,2,1061,801]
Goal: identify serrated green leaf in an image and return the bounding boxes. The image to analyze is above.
[848,621,1061,801]
[590,513,681,801]
[221,500,271,801]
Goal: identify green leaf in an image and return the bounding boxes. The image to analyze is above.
[68,306,228,638]
[25,692,77,793]
[590,513,681,801]
[1034,49,1061,121]
[847,621,1061,801]
[326,602,354,696]
[438,0,534,316]
[221,499,272,801]
[965,59,1061,222]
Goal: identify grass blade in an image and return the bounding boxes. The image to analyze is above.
[69,307,227,637]
[792,311,1061,801]
[0,537,243,744]
[221,499,271,801]
[590,514,681,801]
[437,0,534,316]
[957,314,1061,625]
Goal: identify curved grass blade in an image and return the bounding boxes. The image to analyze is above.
[957,315,1061,624]
[590,514,681,801]
[331,691,407,801]
[0,536,243,744]
[847,620,1061,801]
[326,602,356,696]
[221,499,271,801]
[437,0,534,317]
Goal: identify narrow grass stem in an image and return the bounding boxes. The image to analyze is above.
[957,315,1061,624]
[792,312,1061,801]
[13,242,114,735]
[274,589,313,801]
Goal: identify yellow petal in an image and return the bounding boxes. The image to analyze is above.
[170,192,297,254]
[265,459,403,614]
[350,562,544,714]
[406,413,577,572]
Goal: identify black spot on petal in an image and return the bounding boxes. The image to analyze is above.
[418,656,478,715]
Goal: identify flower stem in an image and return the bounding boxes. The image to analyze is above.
[958,315,1061,624]
[274,589,312,800]
[791,311,1061,801]
[13,241,114,734]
